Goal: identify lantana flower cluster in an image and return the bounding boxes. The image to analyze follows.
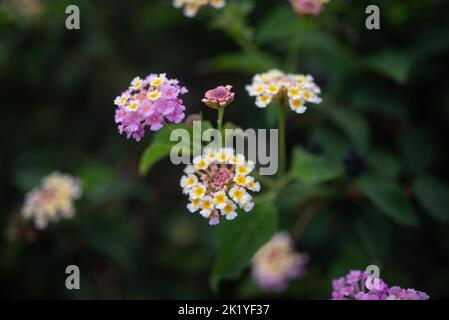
[290,0,329,16]
[114,73,187,142]
[252,232,308,291]
[180,148,260,225]
[246,69,322,114]
[21,172,82,229]
[173,0,226,18]
[332,270,430,300]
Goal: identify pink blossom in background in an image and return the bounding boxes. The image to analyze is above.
[22,172,82,229]
[290,0,327,16]
[252,232,308,291]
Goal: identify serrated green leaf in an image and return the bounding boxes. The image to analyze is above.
[290,147,344,184]
[358,175,418,226]
[414,175,449,223]
[210,203,278,291]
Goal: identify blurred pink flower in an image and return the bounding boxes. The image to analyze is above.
[252,232,308,291]
[290,0,326,16]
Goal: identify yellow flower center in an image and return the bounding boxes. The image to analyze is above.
[119,96,128,105]
[260,95,271,103]
[268,85,279,94]
[224,203,234,213]
[303,91,313,100]
[233,189,243,201]
[215,194,226,204]
[291,99,303,109]
[255,86,264,94]
[128,102,139,111]
[148,91,161,100]
[236,175,247,185]
[197,160,207,169]
[151,78,164,87]
[237,165,248,175]
[219,153,227,161]
[194,187,205,198]
[133,81,142,90]
[289,88,300,97]
[203,200,212,210]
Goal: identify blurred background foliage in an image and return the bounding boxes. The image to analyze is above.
[1,0,448,299]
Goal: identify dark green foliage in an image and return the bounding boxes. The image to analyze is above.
[1,0,448,299]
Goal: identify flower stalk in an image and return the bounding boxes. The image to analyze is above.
[217,107,224,132]
[278,100,287,177]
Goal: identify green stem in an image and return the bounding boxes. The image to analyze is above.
[217,108,224,132]
[278,101,287,177]
[286,44,300,73]
[292,199,327,239]
[234,35,260,55]
[217,107,225,147]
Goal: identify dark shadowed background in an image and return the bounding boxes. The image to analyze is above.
[0,0,448,299]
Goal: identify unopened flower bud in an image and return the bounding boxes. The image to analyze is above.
[202,85,235,109]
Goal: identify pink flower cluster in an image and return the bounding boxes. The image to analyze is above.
[331,270,430,300]
[289,0,328,16]
[114,73,188,142]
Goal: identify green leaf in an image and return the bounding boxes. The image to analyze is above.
[414,175,449,223]
[331,109,370,152]
[81,213,136,269]
[368,151,401,179]
[399,130,436,174]
[210,203,278,291]
[290,147,344,184]
[310,127,350,165]
[256,5,304,45]
[139,143,173,175]
[209,0,255,43]
[79,163,145,204]
[347,86,409,120]
[358,175,418,226]
[364,50,413,84]
[355,208,392,263]
[139,121,213,175]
